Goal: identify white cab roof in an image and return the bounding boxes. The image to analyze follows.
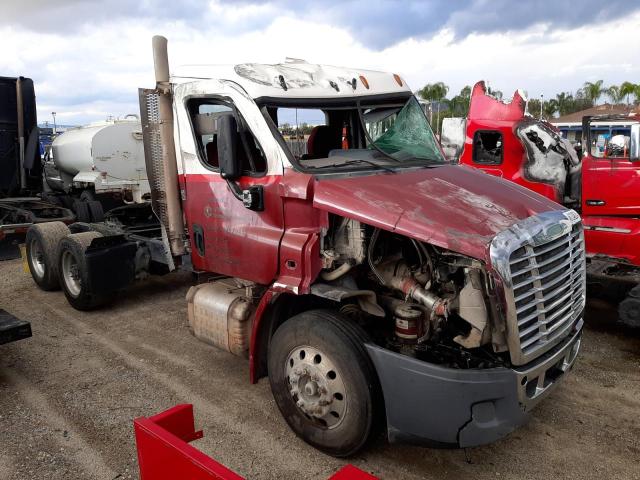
[172,61,412,100]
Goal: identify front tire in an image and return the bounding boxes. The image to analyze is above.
[57,232,111,310]
[25,221,71,291]
[268,309,382,457]
[619,285,640,328]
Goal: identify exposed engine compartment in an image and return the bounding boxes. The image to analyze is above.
[317,215,509,369]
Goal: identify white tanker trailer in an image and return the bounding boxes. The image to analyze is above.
[43,116,150,220]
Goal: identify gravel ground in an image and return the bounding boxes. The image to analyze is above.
[0,257,638,480]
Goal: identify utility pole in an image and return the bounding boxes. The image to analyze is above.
[540,95,543,119]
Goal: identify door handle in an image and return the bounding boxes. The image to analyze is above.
[586,200,606,206]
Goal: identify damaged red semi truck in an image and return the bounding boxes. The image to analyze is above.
[445,81,640,327]
[25,38,585,456]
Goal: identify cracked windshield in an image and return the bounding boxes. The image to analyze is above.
[273,96,444,171]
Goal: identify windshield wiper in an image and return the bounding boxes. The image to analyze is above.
[309,159,396,173]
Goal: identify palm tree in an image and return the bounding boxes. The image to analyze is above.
[555,92,574,116]
[606,85,625,106]
[417,82,449,102]
[620,81,638,105]
[449,85,472,116]
[543,99,558,119]
[583,80,605,106]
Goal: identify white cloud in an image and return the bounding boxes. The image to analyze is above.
[1,8,638,125]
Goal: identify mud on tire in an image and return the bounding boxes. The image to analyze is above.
[268,309,383,457]
[25,221,71,291]
[57,231,112,310]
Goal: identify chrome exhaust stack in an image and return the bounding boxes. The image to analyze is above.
[150,35,185,255]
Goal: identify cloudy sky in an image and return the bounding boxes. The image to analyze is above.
[2,0,640,125]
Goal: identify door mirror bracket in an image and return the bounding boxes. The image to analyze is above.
[225,178,264,211]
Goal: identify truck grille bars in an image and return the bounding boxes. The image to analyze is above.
[490,210,586,366]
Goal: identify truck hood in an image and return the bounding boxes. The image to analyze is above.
[312,164,562,262]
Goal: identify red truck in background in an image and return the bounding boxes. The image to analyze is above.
[444,81,640,326]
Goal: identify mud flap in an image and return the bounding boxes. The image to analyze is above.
[85,235,137,294]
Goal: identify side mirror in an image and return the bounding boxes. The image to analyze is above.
[217,114,241,179]
[630,124,640,162]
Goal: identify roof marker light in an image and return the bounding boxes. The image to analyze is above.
[393,74,403,87]
[359,75,370,89]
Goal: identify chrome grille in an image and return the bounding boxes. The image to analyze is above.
[490,210,586,366]
[509,223,585,354]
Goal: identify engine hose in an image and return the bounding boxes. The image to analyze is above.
[320,262,352,281]
[368,228,386,285]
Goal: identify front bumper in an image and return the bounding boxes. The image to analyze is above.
[365,318,583,448]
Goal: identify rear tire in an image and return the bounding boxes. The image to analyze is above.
[73,200,91,222]
[87,201,104,222]
[25,222,71,291]
[57,231,111,310]
[268,309,382,457]
[79,190,95,203]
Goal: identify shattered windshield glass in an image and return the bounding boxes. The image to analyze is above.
[362,96,445,164]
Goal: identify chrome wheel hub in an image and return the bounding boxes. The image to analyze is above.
[285,345,346,429]
[61,250,81,297]
[29,238,45,279]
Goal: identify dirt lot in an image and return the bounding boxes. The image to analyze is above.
[0,258,639,480]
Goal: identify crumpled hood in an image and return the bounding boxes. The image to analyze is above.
[313,164,563,262]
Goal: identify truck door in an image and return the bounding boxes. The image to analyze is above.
[582,130,640,218]
[173,81,285,284]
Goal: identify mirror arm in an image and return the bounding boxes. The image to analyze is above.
[225,177,244,201]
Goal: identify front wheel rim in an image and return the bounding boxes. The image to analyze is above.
[285,345,347,430]
[29,238,45,279]
[61,250,82,297]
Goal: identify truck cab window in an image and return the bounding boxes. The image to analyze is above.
[473,131,503,165]
[191,102,267,175]
[273,108,327,160]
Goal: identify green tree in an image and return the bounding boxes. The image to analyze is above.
[417,82,449,102]
[606,85,625,105]
[448,85,472,116]
[543,99,558,119]
[528,98,542,118]
[582,80,605,106]
[620,81,637,105]
[555,92,574,116]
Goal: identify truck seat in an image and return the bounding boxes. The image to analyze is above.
[303,125,341,159]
